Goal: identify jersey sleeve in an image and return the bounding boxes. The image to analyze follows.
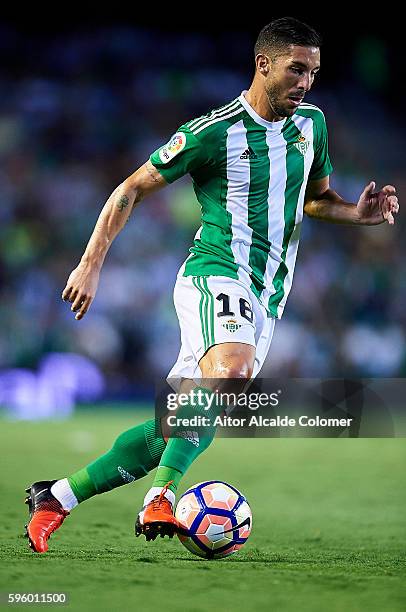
[309,112,333,181]
[149,124,212,183]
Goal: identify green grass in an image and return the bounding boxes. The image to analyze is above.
[0,409,405,612]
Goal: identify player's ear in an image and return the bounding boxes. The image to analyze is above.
[256,54,270,77]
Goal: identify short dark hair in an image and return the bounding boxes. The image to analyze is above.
[255,17,322,58]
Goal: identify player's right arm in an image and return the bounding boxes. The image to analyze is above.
[63,123,211,320]
[62,161,166,320]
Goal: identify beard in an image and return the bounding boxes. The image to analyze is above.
[264,82,295,118]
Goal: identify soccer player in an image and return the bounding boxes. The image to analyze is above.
[25,17,399,552]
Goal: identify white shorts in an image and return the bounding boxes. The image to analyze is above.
[167,273,276,384]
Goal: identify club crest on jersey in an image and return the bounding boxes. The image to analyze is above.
[222,319,242,333]
[293,134,309,156]
[159,132,186,164]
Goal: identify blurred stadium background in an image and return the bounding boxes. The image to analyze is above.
[0,16,405,418]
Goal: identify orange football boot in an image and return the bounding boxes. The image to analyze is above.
[135,481,178,541]
[24,481,69,553]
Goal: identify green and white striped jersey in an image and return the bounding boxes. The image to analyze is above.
[150,91,332,319]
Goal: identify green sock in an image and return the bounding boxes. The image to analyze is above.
[68,419,166,502]
[152,387,223,494]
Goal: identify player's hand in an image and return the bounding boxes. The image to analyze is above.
[62,262,100,320]
[357,182,399,225]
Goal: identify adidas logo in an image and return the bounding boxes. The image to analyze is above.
[177,430,200,447]
[240,146,257,160]
[118,466,136,483]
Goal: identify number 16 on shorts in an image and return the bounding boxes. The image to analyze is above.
[169,275,276,380]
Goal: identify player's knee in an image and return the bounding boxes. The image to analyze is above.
[200,343,255,383]
[208,360,253,380]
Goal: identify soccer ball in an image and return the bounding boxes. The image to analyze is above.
[175,481,252,559]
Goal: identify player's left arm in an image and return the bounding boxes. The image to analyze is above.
[304,176,399,225]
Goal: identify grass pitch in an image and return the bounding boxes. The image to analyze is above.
[0,409,405,612]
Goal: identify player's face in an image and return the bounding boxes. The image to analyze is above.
[264,45,320,118]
